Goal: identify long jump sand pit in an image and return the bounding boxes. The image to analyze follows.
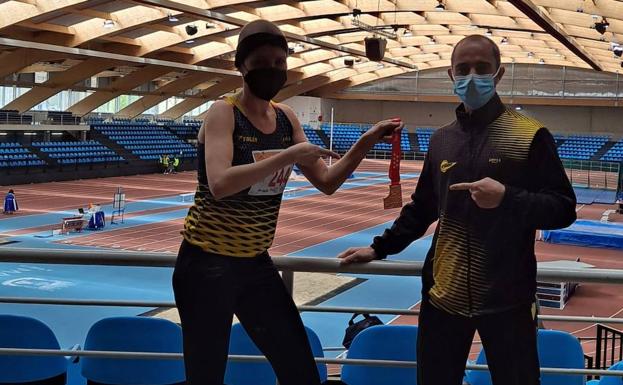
[150,272,358,323]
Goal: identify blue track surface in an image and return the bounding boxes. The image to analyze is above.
[574,187,617,205]
[543,219,623,250]
[290,224,431,357]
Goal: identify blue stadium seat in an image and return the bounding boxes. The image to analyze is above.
[81,317,185,385]
[341,325,417,385]
[465,329,584,385]
[0,314,68,384]
[225,323,327,385]
[598,361,623,384]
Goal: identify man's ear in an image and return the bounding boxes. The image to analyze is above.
[447,67,454,82]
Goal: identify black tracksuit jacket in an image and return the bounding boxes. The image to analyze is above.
[371,95,577,317]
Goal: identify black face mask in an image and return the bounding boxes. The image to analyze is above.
[243,67,287,101]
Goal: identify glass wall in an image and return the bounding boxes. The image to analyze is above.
[345,64,622,100]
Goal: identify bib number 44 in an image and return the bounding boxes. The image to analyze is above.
[248,150,293,196]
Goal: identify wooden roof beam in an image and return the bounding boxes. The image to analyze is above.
[507,0,602,71]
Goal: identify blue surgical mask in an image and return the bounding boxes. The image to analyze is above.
[452,67,500,110]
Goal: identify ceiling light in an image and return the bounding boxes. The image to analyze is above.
[501,37,509,45]
[352,8,362,17]
[429,37,436,45]
[515,105,523,111]
[185,24,198,36]
[206,23,216,29]
[403,29,412,37]
[539,58,545,64]
[435,1,445,11]
[527,52,534,58]
[168,14,178,22]
[185,39,195,44]
[485,29,493,37]
[103,19,114,29]
[51,132,63,136]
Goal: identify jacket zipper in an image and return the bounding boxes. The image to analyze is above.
[466,129,478,317]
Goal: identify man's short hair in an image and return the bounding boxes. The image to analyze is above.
[451,35,501,68]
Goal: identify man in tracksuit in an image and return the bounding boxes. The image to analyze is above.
[338,35,577,384]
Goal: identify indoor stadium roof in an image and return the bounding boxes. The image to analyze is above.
[0,0,621,118]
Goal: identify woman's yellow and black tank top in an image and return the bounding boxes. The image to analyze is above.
[182,97,294,257]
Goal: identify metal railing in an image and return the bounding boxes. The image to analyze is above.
[596,324,623,372]
[563,160,622,191]
[0,112,83,126]
[1,247,623,378]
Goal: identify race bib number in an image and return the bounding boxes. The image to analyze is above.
[248,150,293,196]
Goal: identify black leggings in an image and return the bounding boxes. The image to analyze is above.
[172,240,321,385]
[416,299,540,385]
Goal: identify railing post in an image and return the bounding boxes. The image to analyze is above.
[616,71,620,104]
[511,62,515,98]
[562,66,566,99]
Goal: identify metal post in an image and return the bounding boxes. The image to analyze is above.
[588,165,591,188]
[510,62,515,97]
[562,66,566,98]
[329,107,334,166]
[415,71,419,95]
[616,71,620,104]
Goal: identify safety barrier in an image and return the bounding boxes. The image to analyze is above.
[1,247,623,378]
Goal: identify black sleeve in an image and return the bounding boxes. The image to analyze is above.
[370,152,439,259]
[500,128,576,230]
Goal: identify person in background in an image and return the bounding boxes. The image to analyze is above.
[173,156,180,174]
[163,154,170,174]
[3,189,18,215]
[166,154,175,174]
[159,154,166,172]
[338,35,576,385]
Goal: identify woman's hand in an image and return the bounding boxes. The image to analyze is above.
[288,142,340,167]
[362,118,404,144]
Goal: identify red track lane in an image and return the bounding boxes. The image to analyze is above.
[2,172,198,217]
[59,176,420,253]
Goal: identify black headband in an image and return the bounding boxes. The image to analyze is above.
[235,32,288,68]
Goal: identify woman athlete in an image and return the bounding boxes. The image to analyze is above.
[173,19,403,385]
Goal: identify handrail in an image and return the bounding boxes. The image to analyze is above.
[0,348,622,377]
[2,248,623,284]
[3,247,623,378]
[1,297,623,325]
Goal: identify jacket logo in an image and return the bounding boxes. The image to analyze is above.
[440,160,457,173]
[489,158,502,164]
